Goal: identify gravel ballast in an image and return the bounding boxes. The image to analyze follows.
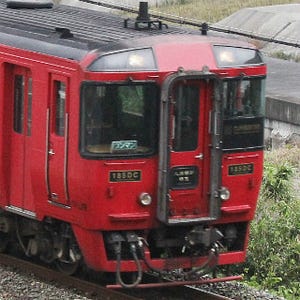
[0,264,90,300]
[0,263,287,300]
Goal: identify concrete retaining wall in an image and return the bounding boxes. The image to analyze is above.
[266,97,300,126]
[265,97,300,148]
[215,5,300,58]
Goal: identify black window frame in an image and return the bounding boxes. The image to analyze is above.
[222,76,266,152]
[79,81,159,159]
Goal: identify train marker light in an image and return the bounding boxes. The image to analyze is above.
[219,186,230,201]
[139,192,152,206]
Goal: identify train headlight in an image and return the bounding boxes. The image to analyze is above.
[219,187,230,201]
[88,48,157,72]
[139,192,152,206]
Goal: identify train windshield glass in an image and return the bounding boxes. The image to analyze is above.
[222,77,265,150]
[223,78,265,118]
[80,82,159,157]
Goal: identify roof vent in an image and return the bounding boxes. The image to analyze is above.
[6,0,53,9]
[124,1,167,30]
[55,27,74,39]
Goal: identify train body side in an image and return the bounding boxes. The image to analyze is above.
[0,40,83,216]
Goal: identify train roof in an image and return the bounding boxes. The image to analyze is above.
[0,0,257,63]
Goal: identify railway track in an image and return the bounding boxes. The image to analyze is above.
[0,253,233,300]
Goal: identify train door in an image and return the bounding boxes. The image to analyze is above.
[46,74,70,207]
[8,65,34,212]
[157,72,223,225]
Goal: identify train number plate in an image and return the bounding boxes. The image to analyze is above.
[109,170,141,182]
[228,163,254,176]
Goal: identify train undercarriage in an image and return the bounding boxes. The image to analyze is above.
[0,209,246,287]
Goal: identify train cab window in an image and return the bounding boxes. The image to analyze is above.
[80,82,159,158]
[54,81,66,136]
[222,77,265,151]
[173,84,199,151]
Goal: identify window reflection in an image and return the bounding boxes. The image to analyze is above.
[223,78,265,118]
[173,84,199,151]
[222,78,265,150]
[214,46,263,67]
[55,81,66,136]
[27,78,32,136]
[81,83,158,157]
[13,75,24,134]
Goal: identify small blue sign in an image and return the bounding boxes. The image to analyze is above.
[111,140,138,152]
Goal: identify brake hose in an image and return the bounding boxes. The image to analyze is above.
[138,238,168,276]
[184,244,219,280]
[138,238,219,280]
[115,242,143,288]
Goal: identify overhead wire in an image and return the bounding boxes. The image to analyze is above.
[79,0,300,48]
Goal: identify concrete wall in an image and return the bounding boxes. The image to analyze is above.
[215,5,300,58]
[266,97,300,126]
[265,97,300,148]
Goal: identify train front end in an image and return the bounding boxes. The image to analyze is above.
[73,35,266,287]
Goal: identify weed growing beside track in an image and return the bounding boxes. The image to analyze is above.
[242,146,300,300]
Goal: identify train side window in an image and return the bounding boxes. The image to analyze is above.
[13,75,24,134]
[13,73,33,135]
[54,81,66,136]
[27,78,32,136]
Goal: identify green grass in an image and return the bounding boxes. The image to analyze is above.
[152,0,299,23]
[244,146,300,300]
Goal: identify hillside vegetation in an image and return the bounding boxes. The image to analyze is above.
[154,0,298,22]
[242,146,300,300]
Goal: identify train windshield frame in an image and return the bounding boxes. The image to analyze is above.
[222,76,266,151]
[80,81,159,158]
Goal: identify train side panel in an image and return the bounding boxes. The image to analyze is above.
[0,45,81,223]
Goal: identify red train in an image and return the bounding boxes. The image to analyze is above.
[0,0,266,287]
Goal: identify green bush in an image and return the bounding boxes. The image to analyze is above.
[246,197,300,298]
[243,147,300,299]
[261,161,294,202]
